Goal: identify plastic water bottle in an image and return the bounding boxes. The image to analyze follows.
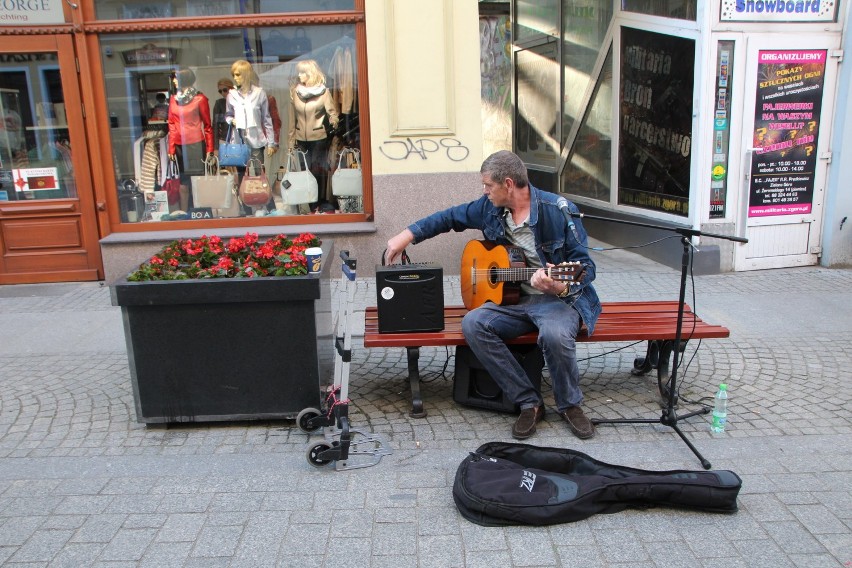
[711,383,728,433]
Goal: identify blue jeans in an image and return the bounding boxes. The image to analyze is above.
[461,295,583,412]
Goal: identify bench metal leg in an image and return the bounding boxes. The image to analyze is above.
[631,339,688,406]
[631,340,661,376]
[406,347,427,418]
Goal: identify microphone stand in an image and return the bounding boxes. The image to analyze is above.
[565,209,748,469]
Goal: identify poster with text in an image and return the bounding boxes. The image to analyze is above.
[618,28,695,216]
[749,50,825,217]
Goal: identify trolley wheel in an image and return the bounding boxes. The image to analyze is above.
[296,407,323,434]
[306,442,334,468]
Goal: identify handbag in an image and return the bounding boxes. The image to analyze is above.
[212,167,242,218]
[291,27,312,54]
[161,159,182,206]
[218,124,250,167]
[263,30,292,58]
[238,158,272,207]
[281,149,318,205]
[332,148,362,197]
[191,155,234,209]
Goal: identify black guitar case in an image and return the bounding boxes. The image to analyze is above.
[453,442,741,526]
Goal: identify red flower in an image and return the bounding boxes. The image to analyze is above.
[128,232,320,281]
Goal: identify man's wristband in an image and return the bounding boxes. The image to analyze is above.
[557,282,571,298]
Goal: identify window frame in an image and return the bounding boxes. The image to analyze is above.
[80,4,373,233]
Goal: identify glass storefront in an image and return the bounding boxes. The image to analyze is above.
[515,42,560,172]
[563,48,613,202]
[515,0,699,218]
[620,0,697,21]
[617,28,695,216]
[100,24,362,223]
[561,0,614,201]
[95,1,355,19]
[0,53,76,202]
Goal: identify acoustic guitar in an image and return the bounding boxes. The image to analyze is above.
[460,240,585,310]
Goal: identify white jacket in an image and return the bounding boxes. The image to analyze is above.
[226,85,275,149]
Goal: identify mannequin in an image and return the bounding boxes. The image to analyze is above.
[226,59,276,160]
[212,77,233,147]
[226,60,277,214]
[251,70,285,213]
[287,59,340,212]
[167,67,214,211]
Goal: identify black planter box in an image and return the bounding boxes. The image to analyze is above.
[111,241,333,423]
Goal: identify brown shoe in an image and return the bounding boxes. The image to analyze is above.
[561,406,595,439]
[512,405,544,440]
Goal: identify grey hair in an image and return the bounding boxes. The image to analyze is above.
[480,150,529,188]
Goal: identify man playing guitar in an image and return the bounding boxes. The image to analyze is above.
[385,150,601,440]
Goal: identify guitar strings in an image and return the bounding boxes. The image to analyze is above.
[470,266,581,280]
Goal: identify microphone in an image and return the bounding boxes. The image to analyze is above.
[556,198,583,243]
[556,197,583,218]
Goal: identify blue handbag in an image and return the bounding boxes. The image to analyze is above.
[218,125,250,167]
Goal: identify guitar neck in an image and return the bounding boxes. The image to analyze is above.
[489,267,553,283]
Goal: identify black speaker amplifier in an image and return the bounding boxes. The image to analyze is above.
[375,263,444,333]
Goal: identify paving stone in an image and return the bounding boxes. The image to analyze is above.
[155,513,206,543]
[506,529,559,565]
[7,529,73,563]
[97,528,157,562]
[188,525,243,558]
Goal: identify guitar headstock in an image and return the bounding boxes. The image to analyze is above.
[550,262,586,283]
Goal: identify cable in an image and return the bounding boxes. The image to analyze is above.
[577,340,644,362]
[420,345,453,383]
[537,340,646,391]
[587,234,683,252]
[672,244,711,409]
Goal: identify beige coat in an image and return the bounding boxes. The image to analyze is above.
[287,86,340,147]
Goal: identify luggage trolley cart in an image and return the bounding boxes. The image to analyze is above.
[297,250,392,470]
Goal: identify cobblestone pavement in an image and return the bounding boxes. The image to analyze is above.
[0,241,850,567]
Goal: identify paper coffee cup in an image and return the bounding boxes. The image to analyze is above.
[305,247,323,275]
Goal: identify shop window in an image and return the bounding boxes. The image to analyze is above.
[97,1,355,20]
[515,0,559,41]
[617,28,695,216]
[515,42,560,173]
[620,0,696,21]
[0,55,76,202]
[562,0,613,142]
[100,25,361,224]
[562,47,612,202]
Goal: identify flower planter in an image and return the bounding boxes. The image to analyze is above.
[111,241,333,423]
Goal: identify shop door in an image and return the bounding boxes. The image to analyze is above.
[734,35,840,271]
[0,35,101,284]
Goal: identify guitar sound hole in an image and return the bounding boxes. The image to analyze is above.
[488,265,498,285]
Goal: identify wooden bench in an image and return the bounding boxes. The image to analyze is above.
[363,301,730,417]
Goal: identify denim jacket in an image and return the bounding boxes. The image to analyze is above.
[407,185,602,334]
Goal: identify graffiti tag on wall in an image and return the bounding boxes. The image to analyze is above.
[379,138,470,162]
